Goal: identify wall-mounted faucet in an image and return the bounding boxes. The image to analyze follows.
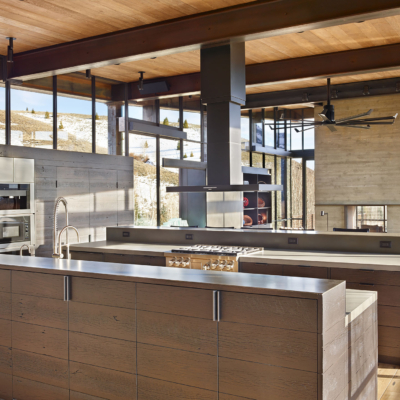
[20,244,35,256]
[57,225,80,259]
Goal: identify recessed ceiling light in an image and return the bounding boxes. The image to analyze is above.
[150,57,157,59]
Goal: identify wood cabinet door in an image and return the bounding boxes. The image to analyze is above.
[137,283,218,397]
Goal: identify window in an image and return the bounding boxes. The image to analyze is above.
[356,206,387,232]
[241,110,250,166]
[183,95,201,142]
[291,158,303,229]
[306,160,315,229]
[0,86,5,145]
[95,99,108,155]
[160,98,179,127]
[11,86,53,149]
[264,110,274,147]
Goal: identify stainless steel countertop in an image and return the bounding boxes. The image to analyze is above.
[0,254,343,299]
[241,249,400,271]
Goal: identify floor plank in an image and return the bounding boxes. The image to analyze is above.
[379,364,399,400]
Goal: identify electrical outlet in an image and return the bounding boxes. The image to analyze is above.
[122,232,130,238]
[380,241,391,249]
[288,238,298,245]
[186,234,193,240]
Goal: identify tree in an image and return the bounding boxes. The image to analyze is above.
[59,121,64,130]
[190,151,194,157]
[31,109,35,114]
[163,117,169,125]
[183,119,189,129]
[183,153,188,158]
[144,141,149,149]
[26,107,28,112]
[45,111,50,119]
[95,112,100,120]
[176,142,180,150]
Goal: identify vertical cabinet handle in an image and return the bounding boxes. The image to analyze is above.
[64,276,71,301]
[213,290,220,321]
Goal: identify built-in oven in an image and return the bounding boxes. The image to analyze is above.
[0,183,34,214]
[0,215,32,246]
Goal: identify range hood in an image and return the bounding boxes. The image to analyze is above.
[166,183,283,193]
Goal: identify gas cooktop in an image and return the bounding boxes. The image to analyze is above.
[171,245,263,256]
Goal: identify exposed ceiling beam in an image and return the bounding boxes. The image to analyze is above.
[244,77,400,109]
[112,43,400,102]
[10,0,400,81]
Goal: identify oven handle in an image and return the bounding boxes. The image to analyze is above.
[213,290,220,321]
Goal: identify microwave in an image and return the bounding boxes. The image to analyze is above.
[0,183,34,214]
[0,215,32,245]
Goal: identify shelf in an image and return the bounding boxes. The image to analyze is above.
[258,207,271,210]
[244,207,256,211]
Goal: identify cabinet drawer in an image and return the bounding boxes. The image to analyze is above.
[13,376,69,400]
[137,283,213,319]
[378,305,400,328]
[282,265,328,279]
[70,251,105,262]
[12,349,69,389]
[220,291,318,333]
[104,253,165,266]
[0,269,11,292]
[331,268,400,286]
[240,262,283,275]
[0,292,11,320]
[12,294,68,330]
[70,391,110,400]
[138,376,217,400]
[0,319,11,347]
[70,361,136,400]
[12,271,64,300]
[346,283,400,307]
[12,321,68,359]
[69,302,136,341]
[0,371,12,400]
[71,277,135,309]
[132,255,165,266]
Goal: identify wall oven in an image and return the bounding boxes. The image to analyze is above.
[0,215,34,248]
[0,183,34,214]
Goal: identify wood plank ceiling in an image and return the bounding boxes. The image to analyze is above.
[2,1,400,94]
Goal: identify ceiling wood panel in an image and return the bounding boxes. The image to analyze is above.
[88,15,400,84]
[0,0,256,55]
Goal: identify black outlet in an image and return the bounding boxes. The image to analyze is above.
[186,234,193,240]
[122,232,130,238]
[380,241,392,249]
[288,238,298,245]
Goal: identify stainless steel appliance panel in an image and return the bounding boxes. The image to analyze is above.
[0,158,14,182]
[14,158,35,183]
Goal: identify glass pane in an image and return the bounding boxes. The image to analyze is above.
[276,157,287,229]
[252,153,263,168]
[132,134,157,226]
[241,110,250,166]
[160,97,179,127]
[276,110,286,149]
[306,160,315,229]
[357,206,386,232]
[95,100,108,154]
[183,141,201,161]
[57,90,92,152]
[160,138,181,226]
[289,109,303,151]
[11,87,53,148]
[127,103,143,120]
[286,158,292,228]
[264,155,275,225]
[264,110,274,147]
[304,122,315,149]
[0,86,4,145]
[202,106,207,163]
[291,158,303,229]
[183,95,201,142]
[129,99,157,122]
[252,110,263,145]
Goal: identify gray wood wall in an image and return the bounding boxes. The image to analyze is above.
[0,145,134,257]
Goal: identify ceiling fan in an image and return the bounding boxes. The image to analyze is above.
[270,78,398,133]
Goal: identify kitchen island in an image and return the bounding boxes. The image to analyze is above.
[0,254,377,400]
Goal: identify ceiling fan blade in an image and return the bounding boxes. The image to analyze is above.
[335,109,373,123]
[318,113,332,122]
[326,124,337,132]
[340,125,371,130]
[338,115,397,124]
[338,120,394,126]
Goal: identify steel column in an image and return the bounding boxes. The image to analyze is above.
[124,84,129,156]
[92,75,96,153]
[5,80,10,145]
[53,76,57,149]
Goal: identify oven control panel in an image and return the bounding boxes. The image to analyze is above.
[165,255,238,272]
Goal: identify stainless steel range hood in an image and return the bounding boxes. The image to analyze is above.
[166,183,283,193]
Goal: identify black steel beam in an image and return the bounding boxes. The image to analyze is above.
[5,81,10,145]
[0,56,6,83]
[245,77,400,109]
[53,76,57,149]
[92,75,96,153]
[10,0,400,80]
[124,83,129,157]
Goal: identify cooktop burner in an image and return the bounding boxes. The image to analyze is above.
[171,245,263,256]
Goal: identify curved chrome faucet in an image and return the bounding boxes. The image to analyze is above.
[57,225,80,259]
[53,197,69,258]
[20,244,30,256]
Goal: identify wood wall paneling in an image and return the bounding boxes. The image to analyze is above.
[0,319,11,347]
[12,271,64,299]
[378,305,400,328]
[71,277,136,308]
[69,361,136,400]
[0,345,12,375]
[0,291,11,320]
[0,269,11,292]
[69,301,136,340]
[12,294,68,330]
[220,291,318,332]
[0,370,12,400]
[13,376,69,400]
[69,332,136,374]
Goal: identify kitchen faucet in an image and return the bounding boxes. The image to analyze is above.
[53,197,76,259]
[20,244,35,256]
[57,225,80,259]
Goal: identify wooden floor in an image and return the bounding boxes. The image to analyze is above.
[379,364,400,399]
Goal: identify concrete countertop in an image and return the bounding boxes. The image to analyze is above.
[345,289,377,326]
[69,241,175,256]
[0,254,343,299]
[240,249,400,271]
